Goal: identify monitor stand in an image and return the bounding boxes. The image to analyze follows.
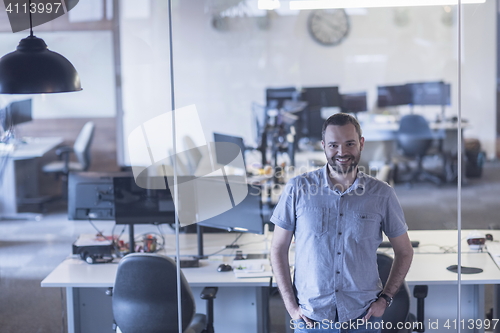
[197,224,207,259]
[128,223,136,253]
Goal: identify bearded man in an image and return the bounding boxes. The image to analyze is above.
[270,113,413,333]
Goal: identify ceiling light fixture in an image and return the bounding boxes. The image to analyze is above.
[289,0,485,10]
[258,0,281,10]
[0,0,82,94]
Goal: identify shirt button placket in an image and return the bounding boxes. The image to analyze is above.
[335,195,344,306]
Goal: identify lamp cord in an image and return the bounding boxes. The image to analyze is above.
[28,0,33,37]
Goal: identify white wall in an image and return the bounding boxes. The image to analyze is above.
[119,0,497,165]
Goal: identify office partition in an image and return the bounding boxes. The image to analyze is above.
[108,0,498,332]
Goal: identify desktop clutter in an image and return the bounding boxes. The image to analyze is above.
[72,233,162,264]
[215,252,272,277]
[72,231,274,280]
[67,169,270,269]
[445,230,496,274]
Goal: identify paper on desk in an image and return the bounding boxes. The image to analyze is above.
[232,259,273,278]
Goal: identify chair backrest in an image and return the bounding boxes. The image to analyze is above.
[398,114,433,134]
[377,252,411,333]
[183,136,203,174]
[113,253,196,333]
[397,115,433,157]
[73,121,95,171]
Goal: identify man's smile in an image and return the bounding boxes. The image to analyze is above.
[335,156,353,164]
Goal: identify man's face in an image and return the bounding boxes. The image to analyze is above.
[322,124,364,174]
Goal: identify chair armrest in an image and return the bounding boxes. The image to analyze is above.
[55,146,74,156]
[55,146,74,174]
[200,287,218,300]
[413,285,428,299]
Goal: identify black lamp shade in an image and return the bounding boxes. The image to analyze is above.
[0,35,82,94]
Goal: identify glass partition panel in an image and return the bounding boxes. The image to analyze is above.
[166,1,467,333]
[107,0,497,332]
[461,0,499,331]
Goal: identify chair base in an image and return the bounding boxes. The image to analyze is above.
[393,155,444,187]
[413,170,443,186]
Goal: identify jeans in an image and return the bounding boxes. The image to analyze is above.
[292,312,383,333]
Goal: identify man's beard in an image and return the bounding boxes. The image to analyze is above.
[327,153,360,175]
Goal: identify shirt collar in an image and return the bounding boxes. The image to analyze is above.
[321,164,366,194]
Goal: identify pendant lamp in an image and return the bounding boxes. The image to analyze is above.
[0,1,81,94]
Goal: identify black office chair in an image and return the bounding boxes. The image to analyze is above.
[112,253,218,333]
[395,115,442,186]
[42,121,95,196]
[377,252,427,333]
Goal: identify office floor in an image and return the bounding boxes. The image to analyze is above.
[1,161,500,333]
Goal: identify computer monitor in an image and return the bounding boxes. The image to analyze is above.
[213,132,247,168]
[9,99,32,125]
[340,92,367,114]
[377,85,412,107]
[300,86,341,141]
[114,175,203,253]
[301,86,341,109]
[409,81,451,106]
[0,99,32,137]
[197,181,264,235]
[67,171,130,220]
[266,87,298,109]
[0,107,7,137]
[113,176,181,225]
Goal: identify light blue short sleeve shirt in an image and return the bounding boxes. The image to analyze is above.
[270,165,408,323]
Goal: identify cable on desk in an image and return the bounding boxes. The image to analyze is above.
[156,224,167,249]
[206,245,235,257]
[205,233,244,257]
[87,218,106,239]
[237,240,267,247]
[228,233,243,247]
[415,243,458,253]
[113,223,127,256]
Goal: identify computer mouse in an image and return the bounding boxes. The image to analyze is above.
[217,264,233,272]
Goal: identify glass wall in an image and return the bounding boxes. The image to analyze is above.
[121,1,498,332]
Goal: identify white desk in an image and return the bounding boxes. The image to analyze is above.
[42,230,500,333]
[42,233,272,333]
[381,230,500,333]
[0,137,63,220]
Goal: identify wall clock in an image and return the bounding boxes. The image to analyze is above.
[308,9,350,46]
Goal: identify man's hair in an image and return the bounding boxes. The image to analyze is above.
[321,113,362,140]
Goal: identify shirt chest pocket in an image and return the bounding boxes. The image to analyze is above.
[296,207,329,236]
[351,211,382,241]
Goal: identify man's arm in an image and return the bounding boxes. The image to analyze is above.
[364,232,414,320]
[271,225,313,325]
